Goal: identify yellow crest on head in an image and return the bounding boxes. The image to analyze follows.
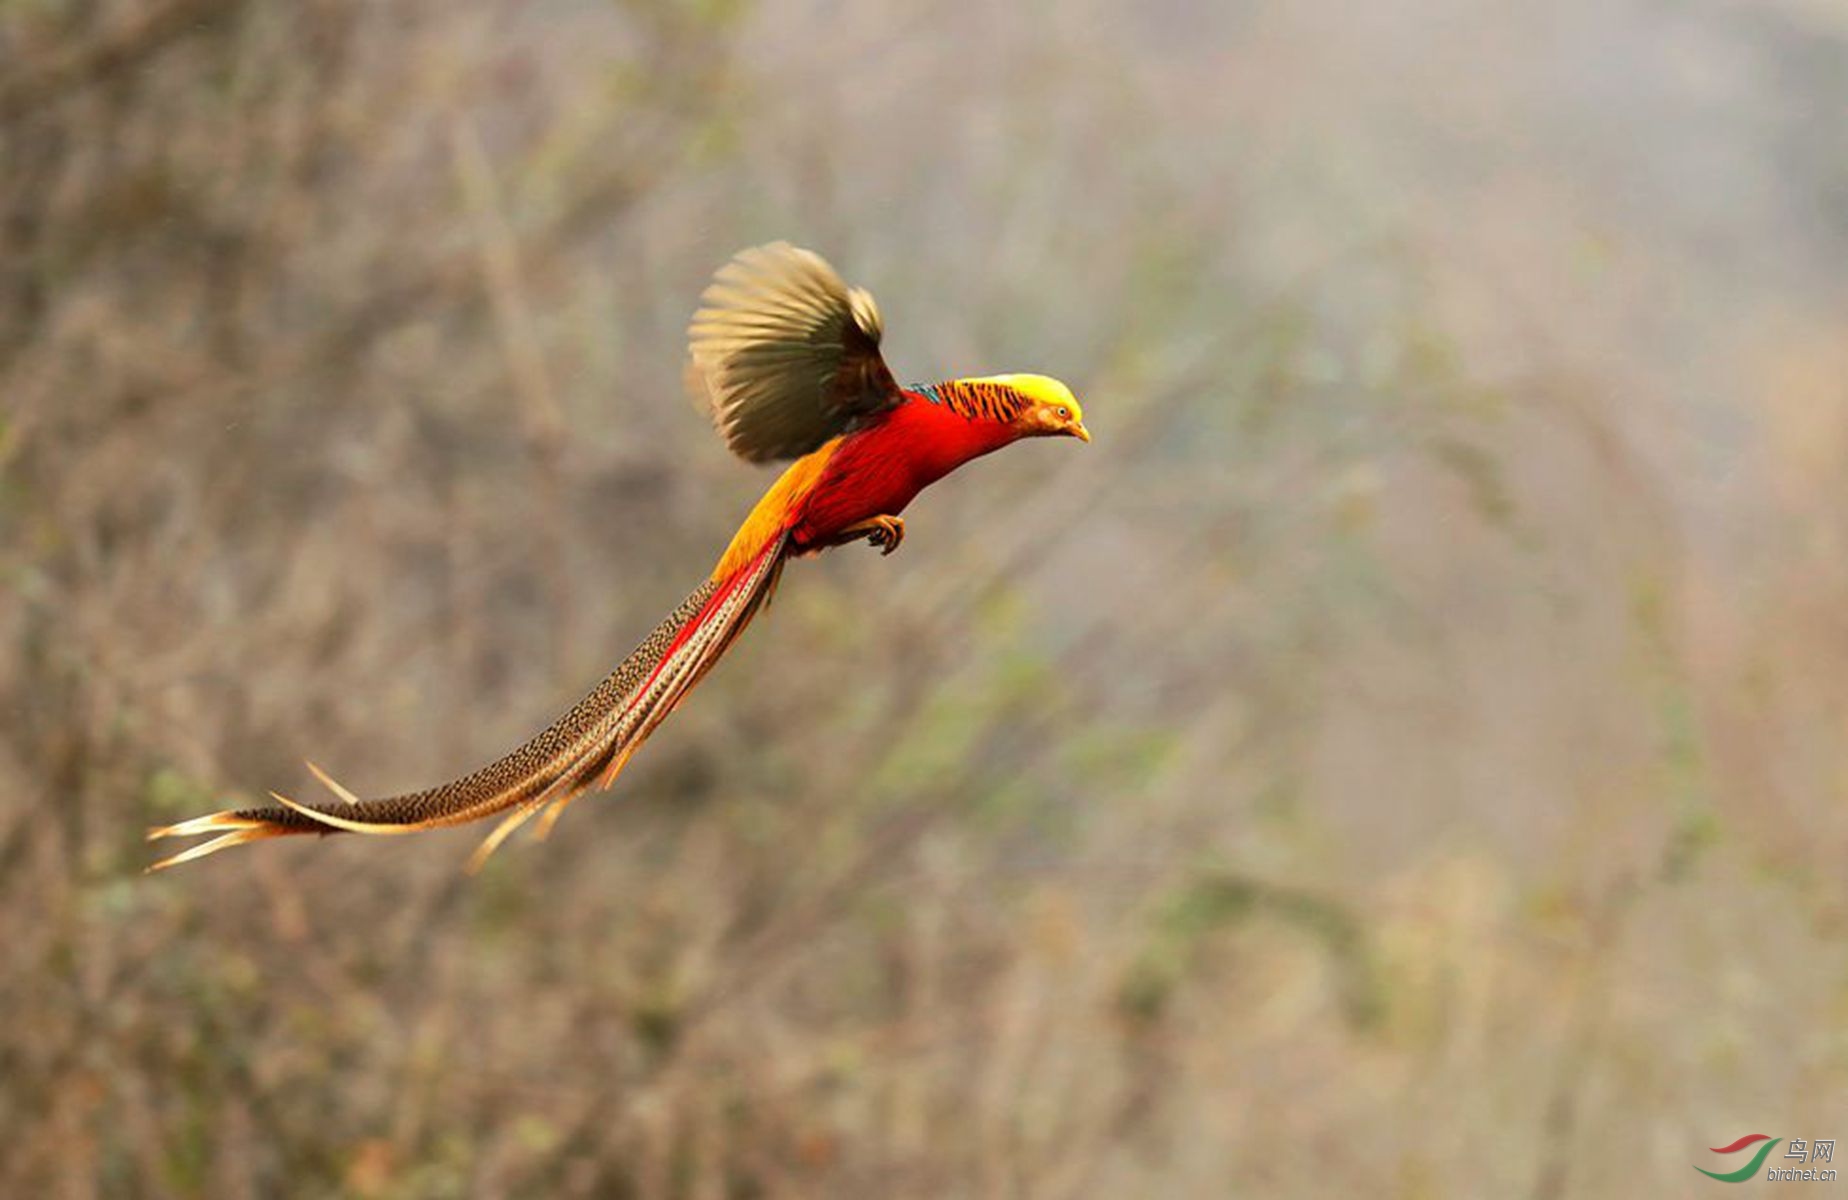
[966,373,1083,423]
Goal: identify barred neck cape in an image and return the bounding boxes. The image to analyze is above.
[149,242,1087,872]
[911,378,1037,423]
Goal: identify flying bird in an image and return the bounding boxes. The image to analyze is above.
[149,242,1089,872]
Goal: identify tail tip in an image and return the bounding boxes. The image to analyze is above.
[144,809,289,870]
[145,824,289,871]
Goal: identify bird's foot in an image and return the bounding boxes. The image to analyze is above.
[857,515,905,556]
[822,515,906,556]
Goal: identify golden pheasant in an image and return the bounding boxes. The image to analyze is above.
[149,242,1088,871]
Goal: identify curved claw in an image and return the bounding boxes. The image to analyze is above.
[864,515,905,556]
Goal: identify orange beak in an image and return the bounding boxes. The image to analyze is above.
[1070,421,1091,443]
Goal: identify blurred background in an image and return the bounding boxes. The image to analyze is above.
[4,0,1847,1195]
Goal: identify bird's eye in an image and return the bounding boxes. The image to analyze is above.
[1057,407,1069,418]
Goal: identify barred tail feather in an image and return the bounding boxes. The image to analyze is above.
[148,536,790,871]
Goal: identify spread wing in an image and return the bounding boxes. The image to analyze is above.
[686,241,903,463]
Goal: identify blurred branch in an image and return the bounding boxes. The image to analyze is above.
[0,0,239,122]
[451,117,575,676]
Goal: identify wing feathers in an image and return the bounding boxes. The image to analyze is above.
[687,242,900,463]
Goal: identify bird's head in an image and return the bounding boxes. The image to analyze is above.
[975,373,1090,443]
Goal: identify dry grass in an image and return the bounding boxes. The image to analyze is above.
[4,0,1847,1195]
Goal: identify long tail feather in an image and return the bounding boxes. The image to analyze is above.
[148,535,790,871]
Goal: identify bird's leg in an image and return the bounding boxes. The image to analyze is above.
[833,515,905,556]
